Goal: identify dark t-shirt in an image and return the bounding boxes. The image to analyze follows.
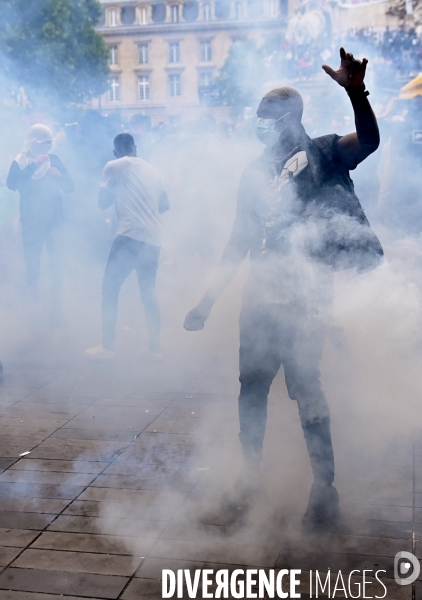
[7,154,74,228]
[236,133,382,266]
[233,133,383,307]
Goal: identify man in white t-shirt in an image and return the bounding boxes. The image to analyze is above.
[87,133,169,360]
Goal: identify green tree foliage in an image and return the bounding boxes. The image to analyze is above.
[216,38,267,114]
[0,0,109,104]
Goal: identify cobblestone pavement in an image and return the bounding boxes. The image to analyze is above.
[0,347,418,600]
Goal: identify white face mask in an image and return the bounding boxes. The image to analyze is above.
[255,112,291,146]
[31,141,52,156]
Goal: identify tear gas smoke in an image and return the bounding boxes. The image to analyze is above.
[0,6,422,585]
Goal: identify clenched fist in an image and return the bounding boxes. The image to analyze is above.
[183,306,209,331]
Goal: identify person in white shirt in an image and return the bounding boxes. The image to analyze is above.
[87,133,169,360]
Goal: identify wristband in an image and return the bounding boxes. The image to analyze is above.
[345,84,369,97]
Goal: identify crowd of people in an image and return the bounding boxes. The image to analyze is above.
[345,26,422,85]
[271,26,422,84]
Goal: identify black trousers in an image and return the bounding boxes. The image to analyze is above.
[102,235,161,351]
[238,302,334,485]
[21,220,63,310]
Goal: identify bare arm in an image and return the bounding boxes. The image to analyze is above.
[159,191,170,214]
[98,186,114,210]
[323,47,380,169]
[184,178,251,331]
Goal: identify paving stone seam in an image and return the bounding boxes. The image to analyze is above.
[1,377,185,596]
[0,382,104,580]
[1,362,322,597]
[15,544,144,557]
[114,367,245,599]
[0,378,68,474]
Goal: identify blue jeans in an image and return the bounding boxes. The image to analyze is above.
[102,235,161,351]
[238,302,334,485]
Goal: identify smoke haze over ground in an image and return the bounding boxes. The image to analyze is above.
[0,6,422,597]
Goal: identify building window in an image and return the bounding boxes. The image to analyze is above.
[139,6,148,23]
[235,2,243,18]
[200,40,212,62]
[170,5,179,22]
[200,72,213,86]
[138,75,150,100]
[108,8,118,26]
[203,2,211,20]
[169,41,180,63]
[138,43,149,64]
[268,0,278,17]
[109,77,120,101]
[169,73,181,96]
[109,45,118,66]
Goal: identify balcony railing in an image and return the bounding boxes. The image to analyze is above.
[100,1,284,27]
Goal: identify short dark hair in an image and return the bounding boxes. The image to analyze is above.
[261,87,304,120]
[114,133,135,154]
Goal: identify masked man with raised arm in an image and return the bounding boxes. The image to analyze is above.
[184,49,383,529]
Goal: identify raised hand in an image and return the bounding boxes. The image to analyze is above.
[322,47,367,88]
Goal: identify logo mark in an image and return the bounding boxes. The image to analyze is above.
[394,551,420,585]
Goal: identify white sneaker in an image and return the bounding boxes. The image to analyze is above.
[86,345,115,359]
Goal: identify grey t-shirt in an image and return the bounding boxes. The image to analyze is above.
[101,156,167,247]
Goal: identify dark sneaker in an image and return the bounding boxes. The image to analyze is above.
[302,483,340,531]
[220,468,262,517]
[221,483,257,516]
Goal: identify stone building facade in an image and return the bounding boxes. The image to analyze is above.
[96,0,289,123]
[96,0,400,123]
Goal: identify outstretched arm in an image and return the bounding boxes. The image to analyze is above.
[184,178,251,331]
[98,164,115,210]
[322,47,380,170]
[98,186,114,210]
[159,191,170,214]
[183,222,249,331]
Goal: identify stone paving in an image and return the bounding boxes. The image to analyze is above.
[0,346,419,600]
